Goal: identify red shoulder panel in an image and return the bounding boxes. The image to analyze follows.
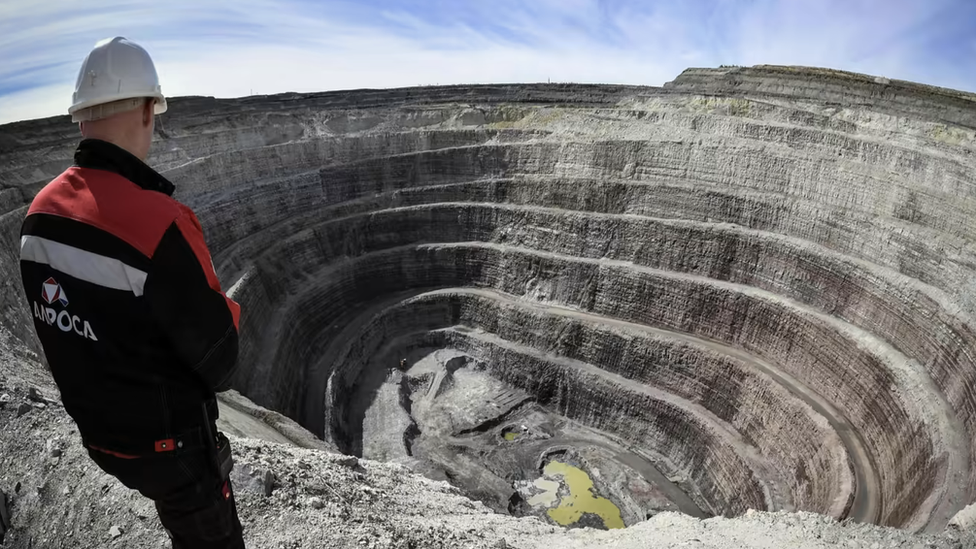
[28,167,181,258]
[174,206,242,330]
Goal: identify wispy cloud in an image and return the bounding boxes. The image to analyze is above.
[2,0,975,124]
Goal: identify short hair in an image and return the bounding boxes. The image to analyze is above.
[72,97,152,123]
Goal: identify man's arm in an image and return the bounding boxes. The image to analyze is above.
[144,208,241,392]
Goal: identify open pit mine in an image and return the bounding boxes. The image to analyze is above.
[3,65,976,543]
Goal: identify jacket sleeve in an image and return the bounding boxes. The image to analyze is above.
[144,209,241,392]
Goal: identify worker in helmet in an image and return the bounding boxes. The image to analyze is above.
[18,37,245,548]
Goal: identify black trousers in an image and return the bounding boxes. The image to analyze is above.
[87,442,245,548]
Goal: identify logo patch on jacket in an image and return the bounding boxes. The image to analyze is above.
[33,278,97,341]
[42,277,69,307]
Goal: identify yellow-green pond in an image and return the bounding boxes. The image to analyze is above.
[539,461,625,529]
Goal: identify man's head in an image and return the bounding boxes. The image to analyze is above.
[69,37,167,161]
[78,97,158,161]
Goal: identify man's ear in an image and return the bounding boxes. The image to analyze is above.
[143,99,154,127]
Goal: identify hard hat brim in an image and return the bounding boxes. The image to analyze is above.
[69,92,167,117]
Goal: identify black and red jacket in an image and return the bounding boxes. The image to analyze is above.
[19,138,241,456]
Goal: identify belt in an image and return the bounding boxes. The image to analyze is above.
[84,426,209,460]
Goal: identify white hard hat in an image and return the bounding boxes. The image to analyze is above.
[69,37,167,122]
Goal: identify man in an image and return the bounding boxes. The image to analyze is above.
[18,37,245,548]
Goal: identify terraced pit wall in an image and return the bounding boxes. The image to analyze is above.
[2,66,976,532]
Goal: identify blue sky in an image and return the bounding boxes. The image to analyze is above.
[2,0,976,124]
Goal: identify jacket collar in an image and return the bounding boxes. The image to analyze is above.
[73,139,175,197]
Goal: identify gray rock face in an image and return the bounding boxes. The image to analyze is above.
[16,403,31,418]
[231,463,275,497]
[4,67,976,544]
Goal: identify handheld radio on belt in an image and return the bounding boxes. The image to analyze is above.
[202,401,234,482]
